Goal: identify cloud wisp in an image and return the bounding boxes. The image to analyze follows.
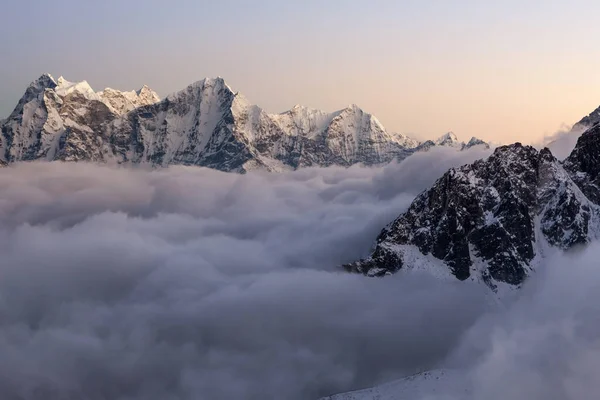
[535,123,586,161]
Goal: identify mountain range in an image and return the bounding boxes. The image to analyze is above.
[4,73,599,292]
[4,74,600,400]
[0,75,487,172]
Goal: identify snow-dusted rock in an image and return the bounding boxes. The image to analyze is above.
[98,85,160,115]
[103,80,425,171]
[346,127,600,289]
[322,370,469,400]
[462,137,490,150]
[435,131,461,147]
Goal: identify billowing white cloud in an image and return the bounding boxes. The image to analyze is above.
[328,244,600,400]
[536,124,586,161]
[0,147,492,400]
[455,244,600,400]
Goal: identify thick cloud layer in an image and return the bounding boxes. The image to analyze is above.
[0,148,492,400]
[329,248,600,400]
[411,245,600,400]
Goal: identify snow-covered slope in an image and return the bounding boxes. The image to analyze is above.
[322,370,470,400]
[346,124,600,290]
[98,85,160,115]
[1,74,485,172]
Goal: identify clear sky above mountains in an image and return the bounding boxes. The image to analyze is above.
[2,0,600,143]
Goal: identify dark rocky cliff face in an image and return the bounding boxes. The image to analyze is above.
[564,123,600,203]
[346,128,600,289]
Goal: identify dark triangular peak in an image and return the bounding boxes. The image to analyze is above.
[28,73,57,93]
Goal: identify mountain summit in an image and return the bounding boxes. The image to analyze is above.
[1,75,487,172]
[0,74,160,162]
[346,124,600,290]
[435,131,460,147]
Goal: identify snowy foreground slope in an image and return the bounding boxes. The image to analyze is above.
[322,370,470,400]
[0,74,487,172]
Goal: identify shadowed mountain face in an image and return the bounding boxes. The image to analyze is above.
[346,124,600,290]
[0,75,487,172]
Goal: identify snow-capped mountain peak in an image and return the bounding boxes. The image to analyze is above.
[135,85,160,103]
[435,131,460,146]
[31,73,57,91]
[185,76,231,92]
[465,136,485,146]
[0,74,165,163]
[272,105,338,139]
[5,74,57,121]
[97,85,160,115]
[54,76,99,101]
[344,103,362,112]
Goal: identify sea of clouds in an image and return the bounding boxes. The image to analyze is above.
[2,144,598,400]
[0,147,491,400]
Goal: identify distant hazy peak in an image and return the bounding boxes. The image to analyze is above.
[463,136,490,149]
[435,131,460,146]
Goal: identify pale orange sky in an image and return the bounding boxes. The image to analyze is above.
[2,0,600,144]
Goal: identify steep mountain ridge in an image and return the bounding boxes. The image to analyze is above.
[1,74,488,172]
[0,74,160,162]
[346,124,600,290]
[572,105,600,132]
